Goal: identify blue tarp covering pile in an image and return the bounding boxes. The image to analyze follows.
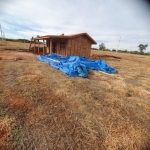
[37,54,117,78]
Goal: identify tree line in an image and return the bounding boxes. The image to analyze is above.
[4,38,44,44]
[4,38,31,43]
[92,43,149,55]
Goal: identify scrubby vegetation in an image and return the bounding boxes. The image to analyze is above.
[5,38,30,43]
[92,43,149,55]
[92,48,150,55]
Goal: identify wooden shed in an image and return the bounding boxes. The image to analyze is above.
[29,33,97,58]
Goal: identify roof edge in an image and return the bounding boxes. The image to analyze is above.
[69,33,97,44]
[32,33,97,44]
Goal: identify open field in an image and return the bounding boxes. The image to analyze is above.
[0,41,29,50]
[0,42,150,149]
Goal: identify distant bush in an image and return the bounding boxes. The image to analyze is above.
[111,49,149,55]
[117,50,130,53]
[92,48,99,50]
[144,52,150,55]
[101,49,111,51]
[122,50,128,53]
[117,50,122,53]
[92,48,111,51]
[5,38,30,43]
[130,51,141,55]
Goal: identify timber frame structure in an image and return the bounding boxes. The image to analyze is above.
[29,33,97,58]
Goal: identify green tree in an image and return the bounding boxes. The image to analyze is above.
[138,44,148,54]
[112,49,116,52]
[99,43,106,50]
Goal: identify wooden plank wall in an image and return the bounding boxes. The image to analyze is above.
[50,39,67,56]
[67,39,72,56]
[31,46,46,54]
[46,40,50,53]
[66,35,92,58]
[30,36,92,58]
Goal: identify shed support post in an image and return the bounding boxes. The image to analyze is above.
[46,40,48,54]
[38,40,39,53]
[49,39,50,53]
[34,40,36,53]
[43,39,44,55]
[50,39,52,53]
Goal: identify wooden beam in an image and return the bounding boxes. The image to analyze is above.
[46,40,49,54]
[50,39,52,53]
[38,40,39,53]
[49,40,50,53]
[43,39,44,55]
[34,40,36,53]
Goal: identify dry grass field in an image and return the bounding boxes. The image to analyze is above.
[0,41,29,50]
[0,41,150,150]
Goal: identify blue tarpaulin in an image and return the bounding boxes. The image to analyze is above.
[37,54,117,77]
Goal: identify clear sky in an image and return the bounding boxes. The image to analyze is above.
[0,0,150,52]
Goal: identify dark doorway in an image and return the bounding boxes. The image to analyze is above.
[52,42,56,53]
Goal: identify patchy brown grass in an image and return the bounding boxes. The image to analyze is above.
[0,47,150,149]
[0,50,35,60]
[0,117,15,147]
[0,41,29,50]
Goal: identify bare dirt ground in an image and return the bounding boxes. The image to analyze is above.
[0,45,150,149]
